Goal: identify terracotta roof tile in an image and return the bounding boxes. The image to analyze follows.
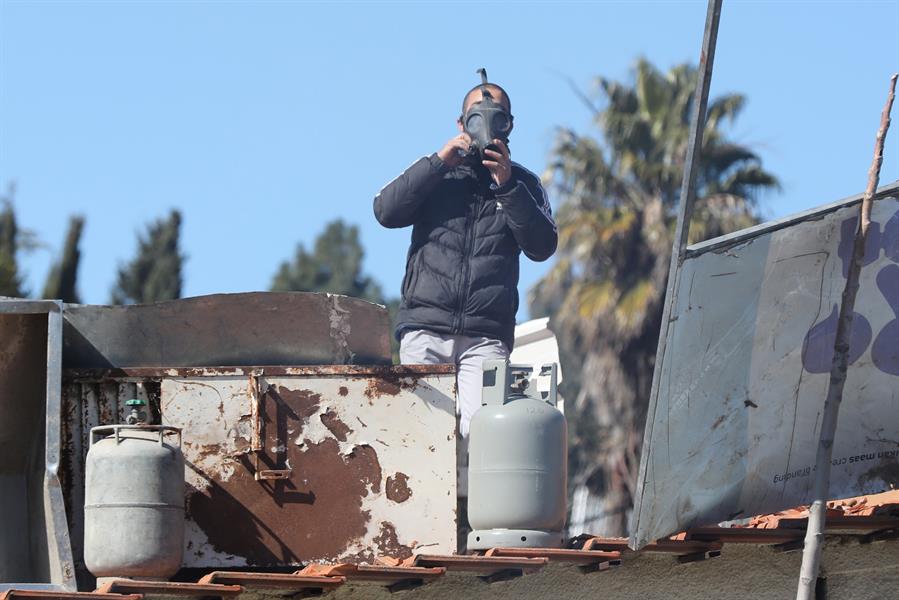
[296,563,445,592]
[410,554,546,583]
[11,492,896,598]
[485,546,621,563]
[296,563,357,578]
[744,490,899,528]
[95,580,241,598]
[584,536,722,555]
[196,571,345,593]
[412,553,546,573]
[0,592,141,600]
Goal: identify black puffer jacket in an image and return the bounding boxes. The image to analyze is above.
[374,153,557,350]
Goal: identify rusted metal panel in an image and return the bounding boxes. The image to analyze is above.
[60,367,456,573]
[62,292,391,368]
[60,379,160,582]
[631,191,899,549]
[63,364,456,381]
[155,368,457,567]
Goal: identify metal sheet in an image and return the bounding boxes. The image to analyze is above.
[0,300,75,592]
[62,292,391,368]
[60,367,456,572]
[161,368,456,566]
[64,366,457,568]
[631,191,899,548]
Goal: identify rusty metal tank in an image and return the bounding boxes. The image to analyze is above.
[84,418,184,580]
[467,360,567,550]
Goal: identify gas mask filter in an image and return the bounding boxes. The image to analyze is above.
[462,68,513,160]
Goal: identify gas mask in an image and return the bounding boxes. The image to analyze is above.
[462,68,514,160]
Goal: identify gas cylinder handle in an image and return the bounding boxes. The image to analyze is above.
[540,363,560,409]
[156,426,182,448]
[89,424,182,449]
[481,359,510,406]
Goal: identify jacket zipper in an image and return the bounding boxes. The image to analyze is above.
[455,194,478,334]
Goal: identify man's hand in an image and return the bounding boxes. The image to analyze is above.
[482,139,512,187]
[437,133,472,168]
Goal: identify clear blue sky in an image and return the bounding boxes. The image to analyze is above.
[2,0,897,318]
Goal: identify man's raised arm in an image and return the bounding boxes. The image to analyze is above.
[373,133,472,229]
[373,155,444,228]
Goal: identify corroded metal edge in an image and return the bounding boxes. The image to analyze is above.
[63,364,457,381]
[62,292,392,368]
[685,180,899,258]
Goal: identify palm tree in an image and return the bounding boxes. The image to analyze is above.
[530,58,780,537]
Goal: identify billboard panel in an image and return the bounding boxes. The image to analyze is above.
[630,184,899,548]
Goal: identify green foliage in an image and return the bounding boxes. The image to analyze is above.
[43,215,85,303]
[111,210,184,305]
[0,184,27,298]
[531,58,780,536]
[272,219,400,361]
[272,219,384,302]
[0,202,25,297]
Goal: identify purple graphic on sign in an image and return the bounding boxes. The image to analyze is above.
[802,207,899,376]
[871,264,899,376]
[838,216,882,278]
[801,304,872,374]
[883,209,899,264]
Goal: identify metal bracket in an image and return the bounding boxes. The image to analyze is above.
[255,469,292,481]
[247,372,292,482]
[248,372,264,453]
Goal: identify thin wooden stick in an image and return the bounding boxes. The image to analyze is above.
[796,73,897,600]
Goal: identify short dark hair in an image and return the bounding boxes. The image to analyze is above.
[460,83,512,118]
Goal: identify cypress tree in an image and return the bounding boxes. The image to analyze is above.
[43,215,85,303]
[0,193,26,298]
[271,219,383,302]
[111,209,184,305]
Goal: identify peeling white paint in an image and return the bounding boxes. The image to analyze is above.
[327,294,356,364]
[161,377,252,491]
[265,376,457,561]
[162,371,457,567]
[183,517,247,567]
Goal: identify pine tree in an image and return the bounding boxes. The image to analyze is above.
[271,219,384,302]
[111,210,184,305]
[0,184,26,298]
[272,219,400,360]
[43,215,85,303]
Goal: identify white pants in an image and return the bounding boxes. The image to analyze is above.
[399,329,509,438]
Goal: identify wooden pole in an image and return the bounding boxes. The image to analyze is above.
[795,73,897,600]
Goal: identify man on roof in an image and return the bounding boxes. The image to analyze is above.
[373,70,558,439]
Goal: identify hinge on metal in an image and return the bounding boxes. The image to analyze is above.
[247,372,292,482]
[248,372,264,453]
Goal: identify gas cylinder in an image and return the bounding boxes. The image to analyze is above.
[84,400,184,580]
[467,360,568,550]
